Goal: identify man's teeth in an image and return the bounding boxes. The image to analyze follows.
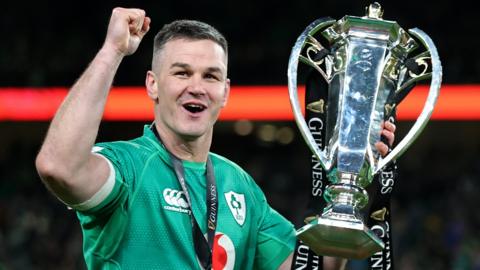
[184,104,205,113]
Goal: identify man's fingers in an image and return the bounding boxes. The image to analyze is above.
[126,9,146,34]
[378,119,396,149]
[134,10,145,33]
[137,17,151,38]
[142,17,151,33]
[384,121,396,133]
[375,141,389,157]
[105,7,149,56]
[376,119,396,157]
[382,129,395,147]
[111,7,146,35]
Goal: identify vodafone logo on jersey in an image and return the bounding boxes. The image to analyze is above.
[212,232,235,270]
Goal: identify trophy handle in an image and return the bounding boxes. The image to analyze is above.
[288,17,336,171]
[374,28,443,174]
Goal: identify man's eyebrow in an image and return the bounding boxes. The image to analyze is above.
[205,67,223,74]
[170,62,191,69]
[170,62,224,75]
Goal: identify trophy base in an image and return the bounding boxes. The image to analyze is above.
[296,216,384,259]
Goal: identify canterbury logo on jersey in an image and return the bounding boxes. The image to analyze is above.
[162,188,191,214]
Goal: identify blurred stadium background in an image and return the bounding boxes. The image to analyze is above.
[1,0,479,269]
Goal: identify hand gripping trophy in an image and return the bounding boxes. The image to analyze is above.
[287,3,442,259]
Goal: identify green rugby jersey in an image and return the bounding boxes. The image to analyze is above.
[75,125,295,269]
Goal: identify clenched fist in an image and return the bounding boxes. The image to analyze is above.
[103,7,151,56]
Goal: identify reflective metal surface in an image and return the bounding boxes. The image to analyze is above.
[288,2,442,259]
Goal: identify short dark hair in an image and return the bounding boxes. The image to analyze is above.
[152,20,228,69]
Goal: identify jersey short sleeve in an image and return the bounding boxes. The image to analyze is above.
[76,144,131,216]
[75,142,133,266]
[250,179,296,269]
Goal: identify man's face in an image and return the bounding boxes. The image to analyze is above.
[149,38,230,140]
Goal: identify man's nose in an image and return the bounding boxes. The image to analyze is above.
[187,75,207,96]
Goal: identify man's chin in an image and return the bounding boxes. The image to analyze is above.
[178,129,208,141]
[175,118,215,140]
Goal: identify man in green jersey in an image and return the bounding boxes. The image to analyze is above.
[36,7,395,270]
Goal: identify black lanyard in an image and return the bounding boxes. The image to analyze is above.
[151,125,217,269]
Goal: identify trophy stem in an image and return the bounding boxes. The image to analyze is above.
[296,172,384,259]
[325,172,368,210]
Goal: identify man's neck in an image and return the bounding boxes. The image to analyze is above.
[154,123,212,163]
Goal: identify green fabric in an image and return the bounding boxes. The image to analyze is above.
[76,125,295,269]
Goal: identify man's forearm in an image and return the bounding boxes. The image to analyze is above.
[36,7,149,204]
[37,47,123,179]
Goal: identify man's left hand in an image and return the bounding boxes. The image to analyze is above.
[375,120,396,157]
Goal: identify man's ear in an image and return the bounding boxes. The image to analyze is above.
[221,78,231,108]
[146,70,158,101]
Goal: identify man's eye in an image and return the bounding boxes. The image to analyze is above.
[205,74,219,81]
[175,71,189,77]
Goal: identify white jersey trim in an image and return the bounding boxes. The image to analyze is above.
[68,152,116,211]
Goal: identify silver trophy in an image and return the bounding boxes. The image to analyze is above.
[288,3,442,259]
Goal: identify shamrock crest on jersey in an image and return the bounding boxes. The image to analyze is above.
[224,191,246,226]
